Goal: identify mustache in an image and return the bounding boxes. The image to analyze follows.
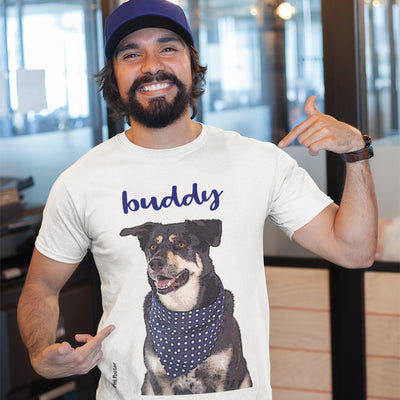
[128,72,183,96]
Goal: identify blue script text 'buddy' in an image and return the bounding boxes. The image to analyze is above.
[122,183,224,214]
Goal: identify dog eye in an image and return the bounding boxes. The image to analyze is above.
[177,242,185,248]
[150,244,157,251]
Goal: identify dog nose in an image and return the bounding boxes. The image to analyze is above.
[149,257,165,272]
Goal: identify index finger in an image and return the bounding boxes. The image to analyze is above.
[278,117,314,148]
[278,130,298,149]
[75,325,114,359]
[95,325,115,344]
[84,325,115,349]
[278,96,322,149]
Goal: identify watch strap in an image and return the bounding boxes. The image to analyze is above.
[341,135,374,163]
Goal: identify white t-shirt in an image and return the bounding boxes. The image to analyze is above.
[36,125,333,399]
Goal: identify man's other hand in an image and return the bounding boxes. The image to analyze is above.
[30,325,115,379]
[279,96,365,156]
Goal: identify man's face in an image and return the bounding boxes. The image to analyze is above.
[113,27,193,128]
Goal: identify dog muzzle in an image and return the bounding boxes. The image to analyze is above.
[149,280,225,379]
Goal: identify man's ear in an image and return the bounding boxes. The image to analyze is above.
[184,219,222,247]
[120,222,160,251]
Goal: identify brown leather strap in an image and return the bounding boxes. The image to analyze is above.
[341,146,374,163]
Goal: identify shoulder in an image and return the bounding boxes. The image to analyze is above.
[143,292,153,322]
[73,134,122,166]
[223,289,234,317]
[204,124,296,167]
[204,124,276,151]
[57,134,123,182]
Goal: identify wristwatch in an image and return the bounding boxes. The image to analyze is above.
[341,135,374,163]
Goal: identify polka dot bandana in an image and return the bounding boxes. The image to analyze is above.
[149,280,225,379]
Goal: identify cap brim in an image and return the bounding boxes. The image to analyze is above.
[105,15,194,59]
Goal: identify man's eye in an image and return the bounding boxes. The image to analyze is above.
[162,47,176,53]
[123,53,139,59]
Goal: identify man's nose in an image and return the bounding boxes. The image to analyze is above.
[141,53,164,75]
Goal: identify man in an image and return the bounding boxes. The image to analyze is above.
[17,0,377,398]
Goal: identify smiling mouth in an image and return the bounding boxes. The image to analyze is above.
[138,82,172,93]
[155,270,189,294]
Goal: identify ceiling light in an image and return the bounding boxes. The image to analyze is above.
[276,2,296,20]
[250,6,259,16]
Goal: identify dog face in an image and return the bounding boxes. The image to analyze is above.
[120,220,222,300]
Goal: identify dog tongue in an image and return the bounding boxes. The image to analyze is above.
[157,278,175,288]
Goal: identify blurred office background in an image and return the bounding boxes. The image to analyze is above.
[0,0,399,399]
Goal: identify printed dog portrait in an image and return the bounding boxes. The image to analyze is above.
[120,219,252,395]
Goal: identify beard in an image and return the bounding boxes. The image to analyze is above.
[124,72,191,129]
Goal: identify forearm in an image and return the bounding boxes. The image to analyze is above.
[285,96,378,268]
[16,249,109,379]
[332,160,378,267]
[17,283,60,361]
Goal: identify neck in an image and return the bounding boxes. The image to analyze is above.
[125,109,202,149]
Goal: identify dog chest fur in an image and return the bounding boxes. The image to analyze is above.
[143,343,234,395]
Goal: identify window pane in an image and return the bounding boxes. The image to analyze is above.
[182,0,326,258]
[4,2,91,135]
[0,0,105,205]
[364,0,399,139]
[191,0,325,145]
[364,0,400,263]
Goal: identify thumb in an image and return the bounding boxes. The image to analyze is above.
[305,95,320,116]
[75,334,94,344]
[57,341,73,355]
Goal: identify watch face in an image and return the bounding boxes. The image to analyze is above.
[363,135,372,147]
[368,145,374,158]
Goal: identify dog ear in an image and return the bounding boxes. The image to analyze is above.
[120,222,159,251]
[184,219,222,247]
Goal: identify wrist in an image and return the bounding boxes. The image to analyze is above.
[28,339,53,365]
[29,345,46,364]
[341,135,374,163]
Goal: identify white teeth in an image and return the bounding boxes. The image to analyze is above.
[158,279,173,289]
[141,83,171,92]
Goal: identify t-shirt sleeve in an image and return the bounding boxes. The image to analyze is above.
[35,176,90,264]
[268,149,333,239]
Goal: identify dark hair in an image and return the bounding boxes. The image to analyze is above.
[95,45,207,121]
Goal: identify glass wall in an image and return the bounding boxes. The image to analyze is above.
[2,2,88,136]
[0,0,105,206]
[364,0,399,140]
[192,0,325,145]
[364,0,400,263]
[363,2,399,395]
[198,0,268,141]
[177,0,327,258]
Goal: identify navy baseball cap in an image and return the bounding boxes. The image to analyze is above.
[104,0,194,59]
